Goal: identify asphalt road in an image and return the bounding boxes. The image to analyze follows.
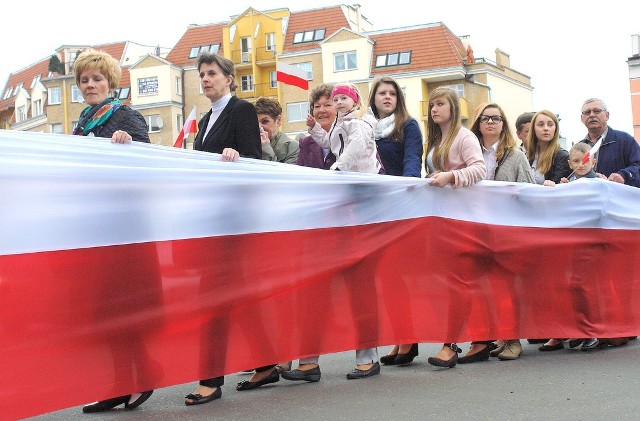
[30,341,640,420]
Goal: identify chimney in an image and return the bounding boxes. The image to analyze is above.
[495,49,510,69]
[353,4,362,33]
[632,34,640,57]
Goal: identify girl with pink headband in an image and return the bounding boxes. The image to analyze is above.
[306,83,382,174]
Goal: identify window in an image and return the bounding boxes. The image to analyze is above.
[50,123,63,134]
[189,44,220,59]
[292,28,325,44]
[240,75,254,92]
[265,33,276,51]
[71,85,84,103]
[115,87,130,100]
[334,51,357,72]
[14,83,23,96]
[270,71,277,89]
[287,102,307,122]
[294,62,313,80]
[48,87,61,104]
[33,99,42,116]
[445,84,465,98]
[144,114,162,132]
[18,106,26,122]
[240,37,251,63]
[138,77,158,96]
[3,88,12,100]
[375,51,412,67]
[176,77,181,95]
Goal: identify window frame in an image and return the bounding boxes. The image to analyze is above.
[240,74,254,92]
[375,51,412,68]
[48,87,62,105]
[71,85,84,103]
[144,114,162,133]
[286,102,307,122]
[333,51,357,72]
[138,76,159,96]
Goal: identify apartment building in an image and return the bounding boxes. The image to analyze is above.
[1,4,533,148]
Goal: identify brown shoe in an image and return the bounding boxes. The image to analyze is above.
[498,340,522,360]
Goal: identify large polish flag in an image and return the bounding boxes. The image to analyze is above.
[276,61,309,90]
[2,130,640,418]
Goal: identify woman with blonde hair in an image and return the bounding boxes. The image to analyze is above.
[423,87,486,368]
[526,110,571,186]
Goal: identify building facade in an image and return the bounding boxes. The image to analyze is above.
[1,4,533,149]
[629,34,640,141]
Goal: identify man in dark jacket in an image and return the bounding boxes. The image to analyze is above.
[580,97,640,187]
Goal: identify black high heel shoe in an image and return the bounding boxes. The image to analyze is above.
[394,343,419,365]
[428,343,460,368]
[380,345,399,365]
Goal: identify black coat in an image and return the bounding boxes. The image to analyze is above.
[88,106,150,143]
[545,148,571,183]
[194,96,261,159]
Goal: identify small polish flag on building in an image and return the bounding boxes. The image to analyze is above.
[276,61,309,90]
[174,105,198,148]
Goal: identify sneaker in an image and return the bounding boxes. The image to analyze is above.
[498,339,522,360]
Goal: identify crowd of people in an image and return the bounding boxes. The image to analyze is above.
[69,49,640,413]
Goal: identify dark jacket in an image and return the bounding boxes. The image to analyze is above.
[545,148,571,183]
[194,96,261,159]
[296,135,336,169]
[581,127,640,187]
[89,106,150,143]
[375,119,423,177]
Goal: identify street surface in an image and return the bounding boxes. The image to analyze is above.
[31,341,640,420]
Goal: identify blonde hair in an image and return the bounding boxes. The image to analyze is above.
[470,103,516,163]
[526,110,560,175]
[73,49,122,90]
[426,87,461,171]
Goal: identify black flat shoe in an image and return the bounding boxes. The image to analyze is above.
[581,338,607,351]
[82,395,130,413]
[568,339,584,349]
[184,386,222,406]
[539,341,564,351]
[394,343,419,365]
[281,366,321,382]
[236,369,279,391]
[380,353,399,365]
[458,344,490,364]
[124,390,153,410]
[527,339,549,344]
[346,361,380,379]
[428,344,460,368]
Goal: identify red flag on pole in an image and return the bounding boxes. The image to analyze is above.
[173,106,198,148]
[276,61,309,90]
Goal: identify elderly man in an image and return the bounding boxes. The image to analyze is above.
[575,98,640,352]
[580,98,640,187]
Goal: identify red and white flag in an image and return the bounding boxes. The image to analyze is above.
[276,61,309,90]
[173,105,198,148]
[2,130,640,419]
[582,134,604,164]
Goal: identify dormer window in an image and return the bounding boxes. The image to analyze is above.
[293,28,325,44]
[375,51,411,67]
[189,44,220,59]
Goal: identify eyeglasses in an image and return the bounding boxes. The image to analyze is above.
[581,108,605,116]
[479,115,503,123]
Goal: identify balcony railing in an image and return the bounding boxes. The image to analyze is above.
[235,82,277,100]
[231,49,253,65]
[256,46,277,62]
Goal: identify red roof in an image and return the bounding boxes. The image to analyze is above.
[369,23,466,76]
[283,6,349,54]
[165,24,225,67]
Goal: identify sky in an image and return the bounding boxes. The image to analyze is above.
[2,1,638,143]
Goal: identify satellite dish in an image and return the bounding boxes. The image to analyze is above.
[156,116,164,129]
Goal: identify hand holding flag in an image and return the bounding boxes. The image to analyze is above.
[173,106,198,148]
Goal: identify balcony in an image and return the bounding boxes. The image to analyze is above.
[255,47,277,65]
[231,49,252,69]
[420,97,469,121]
[235,82,278,101]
